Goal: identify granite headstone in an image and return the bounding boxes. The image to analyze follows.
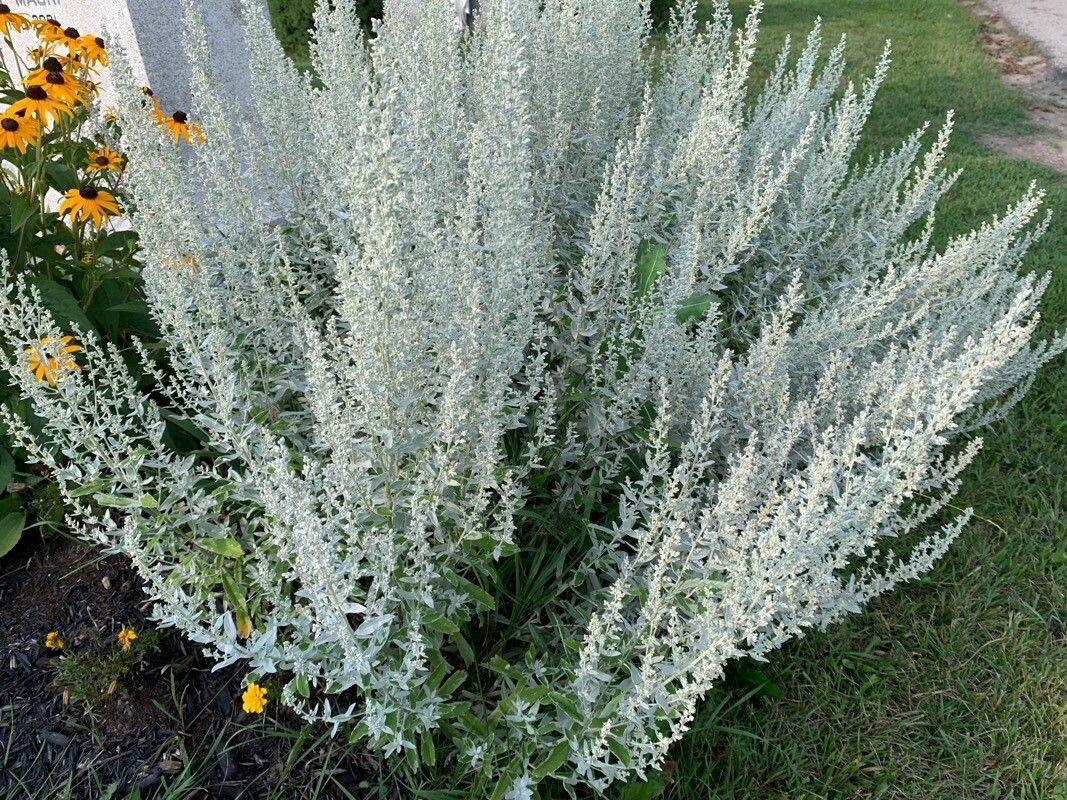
[5,0,255,113]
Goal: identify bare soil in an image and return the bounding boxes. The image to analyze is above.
[0,535,371,799]
[968,1,1067,172]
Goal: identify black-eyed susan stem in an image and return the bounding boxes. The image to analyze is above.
[3,34,25,82]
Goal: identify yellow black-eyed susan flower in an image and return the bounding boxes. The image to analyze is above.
[25,66,83,106]
[161,110,204,144]
[56,25,80,50]
[11,83,72,125]
[33,17,64,43]
[241,683,267,714]
[26,336,81,385]
[75,34,106,66]
[140,86,165,123]
[59,186,119,227]
[0,107,40,153]
[86,146,123,174]
[0,4,29,35]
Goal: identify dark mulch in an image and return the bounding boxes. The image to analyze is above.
[0,535,376,800]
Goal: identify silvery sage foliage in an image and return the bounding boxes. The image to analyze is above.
[1,0,1062,793]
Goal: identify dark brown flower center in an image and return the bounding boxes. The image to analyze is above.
[78,187,98,200]
[45,72,65,86]
[94,37,104,48]
[1,117,18,132]
[43,57,62,72]
[95,155,109,166]
[0,5,12,14]
[63,27,78,39]
[25,85,48,100]
[172,110,188,124]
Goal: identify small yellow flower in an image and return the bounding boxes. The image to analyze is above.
[241,682,267,714]
[33,17,64,44]
[116,627,138,652]
[26,335,81,386]
[44,631,65,650]
[59,186,120,227]
[10,83,73,126]
[75,34,107,66]
[0,107,40,153]
[55,24,81,51]
[160,110,205,145]
[0,4,30,35]
[86,146,124,174]
[25,65,84,106]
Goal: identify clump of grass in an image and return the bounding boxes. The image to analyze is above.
[52,627,161,707]
[660,3,1066,799]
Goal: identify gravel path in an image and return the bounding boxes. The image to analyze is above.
[984,0,1067,72]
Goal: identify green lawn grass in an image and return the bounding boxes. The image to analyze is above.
[262,3,1067,799]
[661,3,1066,799]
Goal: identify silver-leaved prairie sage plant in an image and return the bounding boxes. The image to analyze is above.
[1,0,1062,795]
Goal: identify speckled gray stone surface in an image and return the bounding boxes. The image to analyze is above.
[9,0,256,113]
[126,0,255,114]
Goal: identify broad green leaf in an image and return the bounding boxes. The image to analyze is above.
[292,672,310,699]
[736,661,784,700]
[675,291,717,324]
[9,193,35,233]
[196,536,245,558]
[0,494,21,517]
[454,632,476,665]
[94,493,135,508]
[95,230,139,258]
[0,511,26,558]
[533,740,572,781]
[106,301,160,338]
[425,614,460,635]
[419,732,437,767]
[636,244,666,298]
[27,278,96,336]
[606,736,632,766]
[44,161,78,192]
[221,571,249,626]
[489,760,522,800]
[404,742,419,771]
[0,446,14,491]
[440,669,467,697]
[615,774,666,800]
[455,574,497,610]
